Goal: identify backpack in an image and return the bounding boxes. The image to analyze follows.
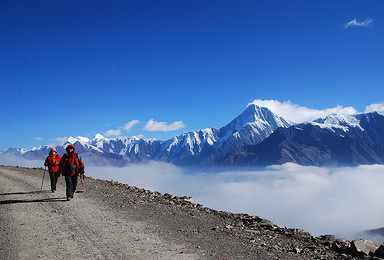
[64,153,82,175]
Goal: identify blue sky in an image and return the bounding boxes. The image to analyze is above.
[0,0,383,149]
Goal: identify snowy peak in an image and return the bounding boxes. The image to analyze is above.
[247,104,292,130]
[161,127,219,156]
[228,104,291,131]
[93,134,105,141]
[65,136,90,146]
[218,104,292,143]
[311,114,363,132]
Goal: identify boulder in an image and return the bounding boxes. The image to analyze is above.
[317,234,336,247]
[350,239,381,256]
[374,244,384,258]
[331,238,351,254]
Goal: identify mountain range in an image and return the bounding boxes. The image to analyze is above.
[215,112,384,168]
[2,104,384,169]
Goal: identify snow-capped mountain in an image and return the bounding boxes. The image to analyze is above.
[208,104,292,160]
[1,104,292,167]
[3,103,383,168]
[310,114,365,133]
[216,112,384,167]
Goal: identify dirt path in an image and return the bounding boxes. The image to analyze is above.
[0,167,199,259]
[1,165,348,259]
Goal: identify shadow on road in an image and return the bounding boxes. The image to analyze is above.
[0,197,67,204]
[0,190,51,196]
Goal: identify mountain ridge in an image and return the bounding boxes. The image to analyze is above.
[214,112,384,168]
[1,105,384,168]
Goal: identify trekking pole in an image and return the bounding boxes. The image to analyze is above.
[40,166,46,192]
[76,171,84,193]
[81,174,84,189]
[76,172,85,193]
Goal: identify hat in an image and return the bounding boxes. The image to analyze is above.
[49,147,57,155]
[66,144,75,152]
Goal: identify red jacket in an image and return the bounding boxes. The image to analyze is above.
[59,145,84,176]
[45,153,61,173]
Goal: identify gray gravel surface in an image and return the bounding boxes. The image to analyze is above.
[0,165,353,259]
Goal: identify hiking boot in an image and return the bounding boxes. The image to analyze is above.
[66,197,72,201]
[52,190,56,193]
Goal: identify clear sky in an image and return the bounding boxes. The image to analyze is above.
[1,0,383,150]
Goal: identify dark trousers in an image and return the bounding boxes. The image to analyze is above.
[49,172,59,191]
[65,175,78,198]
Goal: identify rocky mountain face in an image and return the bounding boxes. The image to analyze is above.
[215,112,384,168]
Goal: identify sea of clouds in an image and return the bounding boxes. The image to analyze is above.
[1,155,383,243]
[87,162,384,243]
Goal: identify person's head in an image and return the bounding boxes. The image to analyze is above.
[66,144,75,154]
[49,147,57,155]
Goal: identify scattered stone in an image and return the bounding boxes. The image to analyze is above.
[224,225,234,230]
[350,238,381,256]
[293,247,302,254]
[331,238,351,253]
[179,249,199,254]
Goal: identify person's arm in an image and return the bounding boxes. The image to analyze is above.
[58,154,66,175]
[44,157,49,167]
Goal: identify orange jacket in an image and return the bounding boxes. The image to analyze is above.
[44,153,61,173]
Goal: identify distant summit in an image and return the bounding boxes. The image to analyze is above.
[215,112,384,168]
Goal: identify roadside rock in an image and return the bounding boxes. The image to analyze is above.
[375,244,384,258]
[350,239,381,257]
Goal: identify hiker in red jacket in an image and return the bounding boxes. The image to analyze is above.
[59,144,85,201]
[44,148,61,193]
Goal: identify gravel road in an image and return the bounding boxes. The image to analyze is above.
[0,165,348,259]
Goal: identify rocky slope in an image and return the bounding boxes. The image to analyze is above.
[1,165,383,259]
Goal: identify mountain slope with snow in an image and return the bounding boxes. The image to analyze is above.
[208,104,292,161]
[215,112,384,167]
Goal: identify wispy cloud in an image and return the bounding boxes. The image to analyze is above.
[123,120,140,131]
[55,137,68,144]
[144,119,185,132]
[104,129,123,137]
[344,18,373,29]
[35,137,44,141]
[249,99,357,123]
[103,120,141,137]
[365,102,384,115]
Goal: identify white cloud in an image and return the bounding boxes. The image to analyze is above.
[144,119,185,132]
[55,137,68,144]
[87,162,384,243]
[35,137,44,141]
[365,102,384,115]
[249,99,357,123]
[102,120,140,137]
[344,18,373,28]
[104,129,122,137]
[123,120,140,131]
